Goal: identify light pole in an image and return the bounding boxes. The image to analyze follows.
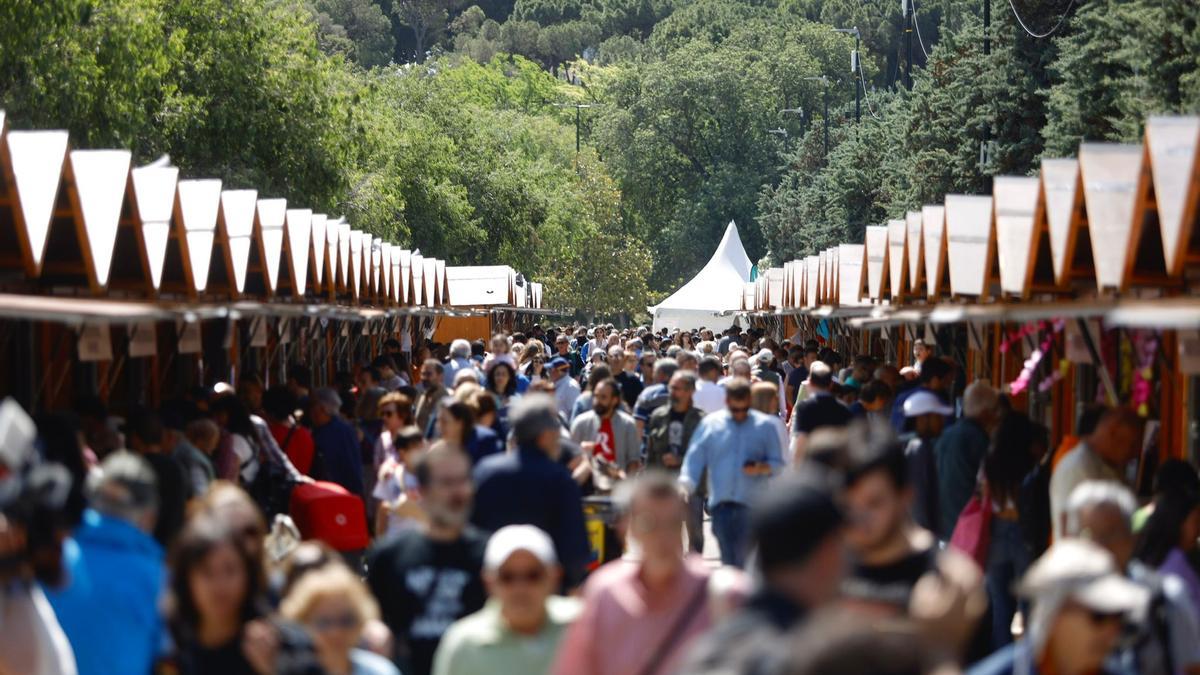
[553,103,596,154]
[833,27,861,123]
[780,106,803,136]
[902,0,914,90]
[804,76,830,158]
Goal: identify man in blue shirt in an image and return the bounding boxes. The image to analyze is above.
[308,387,366,496]
[46,452,165,675]
[679,378,785,568]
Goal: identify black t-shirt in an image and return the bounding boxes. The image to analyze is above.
[785,365,808,395]
[143,452,189,549]
[791,393,852,435]
[177,620,323,675]
[366,527,488,675]
[667,408,688,457]
[842,545,937,612]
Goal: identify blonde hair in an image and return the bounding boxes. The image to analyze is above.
[279,563,380,625]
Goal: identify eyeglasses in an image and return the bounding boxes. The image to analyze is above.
[310,612,360,632]
[497,567,546,585]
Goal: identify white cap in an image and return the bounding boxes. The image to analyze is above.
[1017,539,1148,614]
[903,390,954,417]
[484,525,558,571]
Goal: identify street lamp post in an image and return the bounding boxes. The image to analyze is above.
[902,0,914,90]
[833,27,861,124]
[553,103,596,154]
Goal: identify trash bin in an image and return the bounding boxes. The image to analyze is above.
[582,496,622,571]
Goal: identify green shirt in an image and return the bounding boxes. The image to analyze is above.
[431,596,580,675]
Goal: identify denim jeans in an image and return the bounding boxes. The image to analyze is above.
[711,502,750,568]
[986,517,1032,649]
[686,495,705,554]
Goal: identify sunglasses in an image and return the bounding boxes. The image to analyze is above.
[311,612,360,632]
[381,408,398,418]
[497,567,546,585]
[728,405,751,415]
[1079,606,1124,625]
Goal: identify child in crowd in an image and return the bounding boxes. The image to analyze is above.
[373,426,427,537]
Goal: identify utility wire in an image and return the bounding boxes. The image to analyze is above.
[858,63,882,121]
[1006,0,1077,38]
[912,0,931,59]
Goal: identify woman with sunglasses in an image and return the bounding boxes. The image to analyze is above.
[373,393,414,484]
[280,563,400,675]
[519,341,548,383]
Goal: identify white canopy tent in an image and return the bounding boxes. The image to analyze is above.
[649,220,753,332]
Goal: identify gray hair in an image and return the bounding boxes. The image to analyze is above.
[510,393,562,448]
[962,380,1000,419]
[313,387,342,415]
[87,451,158,527]
[671,370,698,391]
[653,357,679,382]
[1065,481,1137,537]
[450,339,472,359]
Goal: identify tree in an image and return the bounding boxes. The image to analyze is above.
[310,0,397,67]
[392,0,463,61]
[1042,0,1200,156]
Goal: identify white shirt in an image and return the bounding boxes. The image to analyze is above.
[693,380,726,415]
[554,376,581,418]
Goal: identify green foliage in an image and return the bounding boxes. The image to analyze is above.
[0,0,650,315]
[757,9,1074,262]
[309,0,397,67]
[1042,0,1200,156]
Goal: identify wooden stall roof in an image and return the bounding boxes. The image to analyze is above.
[0,113,548,318]
[735,116,1200,320]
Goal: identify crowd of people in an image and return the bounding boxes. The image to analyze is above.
[1,322,1198,675]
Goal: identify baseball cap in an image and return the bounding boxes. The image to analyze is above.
[1016,539,1148,615]
[902,390,953,418]
[547,356,570,370]
[484,525,558,571]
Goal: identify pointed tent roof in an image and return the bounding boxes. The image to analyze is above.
[650,221,753,330]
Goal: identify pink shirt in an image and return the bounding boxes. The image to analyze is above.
[551,555,712,675]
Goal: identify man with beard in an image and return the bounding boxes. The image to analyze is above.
[415,359,447,433]
[645,371,706,553]
[367,445,488,675]
[570,379,640,494]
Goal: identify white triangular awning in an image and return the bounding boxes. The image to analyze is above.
[650,220,753,331]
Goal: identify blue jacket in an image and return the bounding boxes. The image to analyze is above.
[45,509,165,675]
[465,425,504,465]
[935,417,990,539]
[471,446,590,588]
[312,416,366,496]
